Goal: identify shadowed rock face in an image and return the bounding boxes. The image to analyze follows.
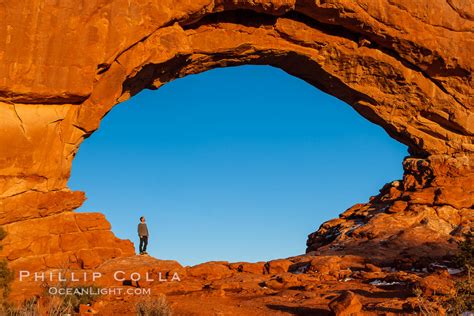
[0,0,472,297]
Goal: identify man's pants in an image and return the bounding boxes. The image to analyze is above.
[139,236,148,253]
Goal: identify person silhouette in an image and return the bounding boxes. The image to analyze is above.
[137,216,149,255]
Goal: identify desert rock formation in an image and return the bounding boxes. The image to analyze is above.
[0,0,472,307]
[14,255,455,314]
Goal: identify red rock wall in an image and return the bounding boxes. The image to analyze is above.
[0,0,472,275]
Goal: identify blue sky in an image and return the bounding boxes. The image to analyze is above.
[68,65,407,266]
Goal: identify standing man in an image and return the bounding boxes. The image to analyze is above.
[137,216,149,255]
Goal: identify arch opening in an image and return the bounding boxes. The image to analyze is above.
[63,7,470,265]
[69,65,408,265]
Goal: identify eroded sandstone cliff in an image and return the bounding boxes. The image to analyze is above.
[0,0,472,306]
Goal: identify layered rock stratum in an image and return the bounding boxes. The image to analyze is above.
[0,0,472,313]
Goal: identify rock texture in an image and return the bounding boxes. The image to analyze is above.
[307,156,474,264]
[0,0,472,306]
[329,291,363,316]
[10,254,455,315]
[2,212,134,272]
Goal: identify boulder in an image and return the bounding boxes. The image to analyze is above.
[417,271,456,296]
[229,262,265,274]
[265,259,292,274]
[329,291,363,316]
[186,262,233,280]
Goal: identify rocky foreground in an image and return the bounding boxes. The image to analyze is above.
[10,253,468,315]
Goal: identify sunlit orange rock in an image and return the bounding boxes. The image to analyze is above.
[329,291,363,316]
[186,261,233,280]
[0,0,472,309]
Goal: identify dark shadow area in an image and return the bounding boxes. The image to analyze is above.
[367,306,405,313]
[352,288,411,300]
[266,304,331,316]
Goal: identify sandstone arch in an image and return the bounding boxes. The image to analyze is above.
[0,0,473,289]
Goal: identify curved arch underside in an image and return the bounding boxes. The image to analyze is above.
[0,0,472,195]
[76,4,474,157]
[0,0,472,298]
